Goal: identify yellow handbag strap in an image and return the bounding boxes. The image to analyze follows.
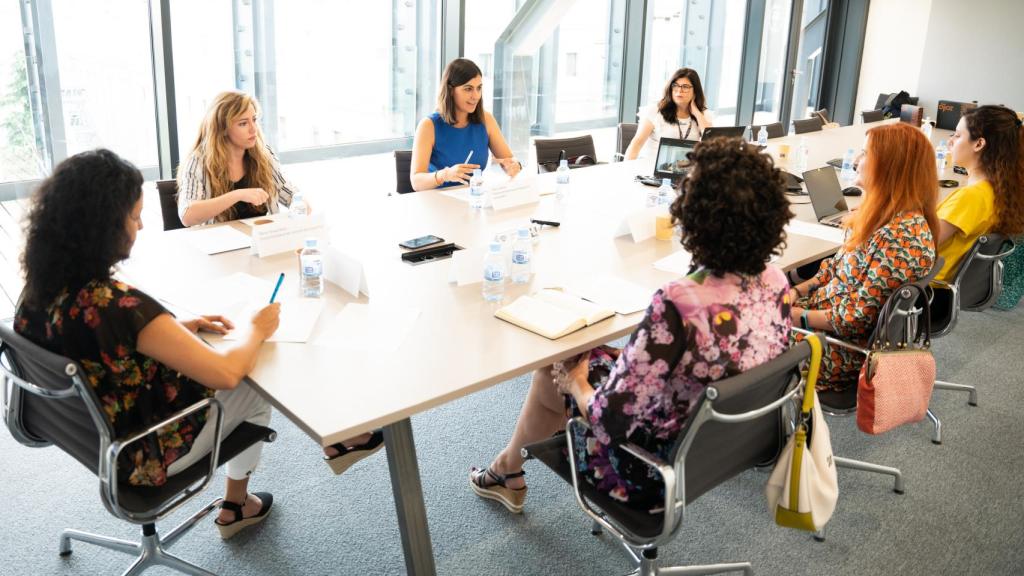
[800,334,823,415]
[788,334,823,513]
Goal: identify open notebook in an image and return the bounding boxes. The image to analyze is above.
[494,289,614,340]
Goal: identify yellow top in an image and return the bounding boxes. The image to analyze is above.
[935,180,996,281]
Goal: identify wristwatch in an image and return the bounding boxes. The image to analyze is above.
[800,310,810,330]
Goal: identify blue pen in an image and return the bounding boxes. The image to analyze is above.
[269,273,284,303]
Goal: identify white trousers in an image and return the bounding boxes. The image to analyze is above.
[166,380,272,481]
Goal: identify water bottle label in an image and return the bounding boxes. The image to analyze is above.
[557,174,570,184]
[301,260,322,277]
[512,250,529,265]
[484,266,504,282]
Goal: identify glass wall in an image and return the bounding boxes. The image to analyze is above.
[787,0,829,125]
[753,0,793,125]
[0,1,42,183]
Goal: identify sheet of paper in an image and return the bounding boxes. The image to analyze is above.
[614,207,660,243]
[224,298,325,343]
[490,183,540,211]
[448,246,484,286]
[161,272,275,316]
[323,245,369,297]
[184,225,251,255]
[572,276,651,315]
[785,219,846,245]
[653,250,694,275]
[312,303,420,352]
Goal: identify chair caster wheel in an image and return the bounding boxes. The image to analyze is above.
[931,440,942,445]
[59,551,72,557]
[894,488,905,495]
[814,535,826,543]
[968,402,978,407]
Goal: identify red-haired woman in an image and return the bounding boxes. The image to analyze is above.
[790,123,939,392]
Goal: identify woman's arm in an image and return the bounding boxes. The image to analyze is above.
[268,147,300,210]
[180,189,268,227]
[936,219,960,247]
[690,101,712,130]
[624,119,656,161]
[483,112,521,178]
[789,306,832,332]
[137,304,279,390]
[411,119,442,191]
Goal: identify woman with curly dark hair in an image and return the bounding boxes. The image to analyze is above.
[469,138,794,514]
[15,149,285,538]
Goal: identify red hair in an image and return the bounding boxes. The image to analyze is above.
[845,123,939,249]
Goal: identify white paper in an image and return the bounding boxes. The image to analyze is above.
[162,272,274,315]
[448,246,484,286]
[572,276,651,315]
[653,250,694,275]
[251,213,327,257]
[184,225,251,255]
[785,219,846,245]
[490,183,540,211]
[224,298,325,343]
[323,245,369,297]
[614,207,661,242]
[312,303,420,352]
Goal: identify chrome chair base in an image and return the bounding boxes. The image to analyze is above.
[596,528,753,576]
[926,409,942,445]
[834,456,905,494]
[934,380,979,406]
[59,498,221,576]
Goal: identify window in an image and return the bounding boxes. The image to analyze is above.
[752,0,793,125]
[0,2,42,184]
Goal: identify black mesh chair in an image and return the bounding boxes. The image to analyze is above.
[793,117,824,134]
[521,338,819,576]
[814,108,830,123]
[394,150,415,194]
[534,135,598,173]
[0,322,276,576]
[157,180,186,231]
[751,122,785,139]
[615,123,639,161]
[861,109,885,123]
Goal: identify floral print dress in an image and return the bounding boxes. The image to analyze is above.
[795,211,935,392]
[15,279,213,487]
[570,267,792,512]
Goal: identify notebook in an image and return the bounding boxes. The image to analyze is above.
[494,289,614,340]
[803,166,850,228]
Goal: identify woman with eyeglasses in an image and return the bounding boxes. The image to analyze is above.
[624,68,713,161]
[410,58,521,191]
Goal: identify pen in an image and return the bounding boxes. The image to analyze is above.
[269,273,284,303]
[464,150,474,165]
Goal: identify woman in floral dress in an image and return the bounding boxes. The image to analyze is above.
[790,123,939,394]
[470,138,794,513]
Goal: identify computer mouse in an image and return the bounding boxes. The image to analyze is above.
[842,186,863,197]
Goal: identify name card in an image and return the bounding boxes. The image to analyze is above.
[489,179,539,211]
[614,206,663,243]
[251,213,327,257]
[323,244,370,297]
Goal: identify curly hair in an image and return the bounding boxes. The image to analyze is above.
[21,149,143,308]
[670,137,793,276]
[962,105,1024,236]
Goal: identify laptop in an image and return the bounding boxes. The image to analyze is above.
[701,126,747,140]
[638,137,695,187]
[802,166,850,227]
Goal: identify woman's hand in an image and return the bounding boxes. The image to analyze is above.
[556,351,591,395]
[496,157,522,178]
[251,303,281,341]
[233,187,270,206]
[790,305,804,325]
[181,315,234,335]
[442,163,481,185]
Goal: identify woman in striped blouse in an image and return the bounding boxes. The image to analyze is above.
[176,91,300,226]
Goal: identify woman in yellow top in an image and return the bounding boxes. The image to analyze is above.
[935,105,1024,281]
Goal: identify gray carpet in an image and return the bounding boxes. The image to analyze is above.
[2,305,1023,576]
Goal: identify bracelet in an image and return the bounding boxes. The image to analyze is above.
[800,309,810,330]
[434,168,445,185]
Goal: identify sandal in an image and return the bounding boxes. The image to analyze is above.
[323,429,385,475]
[215,492,273,540]
[469,466,527,514]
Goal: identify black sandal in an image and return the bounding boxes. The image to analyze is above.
[215,491,273,540]
[469,466,527,513]
[323,429,385,475]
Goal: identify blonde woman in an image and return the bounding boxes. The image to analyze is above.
[177,91,300,226]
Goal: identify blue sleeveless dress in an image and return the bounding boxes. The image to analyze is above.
[428,112,489,188]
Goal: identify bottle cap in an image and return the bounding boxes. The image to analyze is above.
[472,168,482,177]
[489,242,502,253]
[558,159,568,168]
[662,178,671,186]
[516,227,530,238]
[304,238,317,248]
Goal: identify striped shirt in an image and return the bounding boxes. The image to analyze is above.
[177,146,296,225]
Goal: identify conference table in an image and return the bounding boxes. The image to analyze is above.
[118,119,961,575]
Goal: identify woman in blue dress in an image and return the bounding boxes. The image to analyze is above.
[410,58,522,191]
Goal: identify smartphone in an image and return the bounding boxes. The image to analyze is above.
[399,235,444,250]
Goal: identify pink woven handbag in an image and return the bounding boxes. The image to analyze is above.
[856,284,936,435]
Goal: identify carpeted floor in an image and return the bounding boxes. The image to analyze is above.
[1,305,1022,575]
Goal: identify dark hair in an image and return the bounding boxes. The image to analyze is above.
[21,149,143,307]
[961,105,1024,235]
[437,58,484,126]
[658,68,707,126]
[671,138,793,276]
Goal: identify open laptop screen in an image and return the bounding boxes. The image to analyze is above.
[654,137,695,180]
[803,166,849,221]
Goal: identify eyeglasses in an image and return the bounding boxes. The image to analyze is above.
[671,83,694,93]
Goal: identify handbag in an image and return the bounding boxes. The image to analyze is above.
[766,334,839,532]
[856,285,936,435]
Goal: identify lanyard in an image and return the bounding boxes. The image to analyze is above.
[677,117,696,140]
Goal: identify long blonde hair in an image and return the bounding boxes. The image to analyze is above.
[180,91,276,222]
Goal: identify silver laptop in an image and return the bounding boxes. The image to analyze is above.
[802,166,850,228]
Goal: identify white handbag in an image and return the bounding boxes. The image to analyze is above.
[765,334,839,532]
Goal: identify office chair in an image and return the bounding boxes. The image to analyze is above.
[0,321,277,576]
[522,337,821,575]
[793,117,825,134]
[394,150,415,194]
[861,109,885,123]
[156,180,186,231]
[615,123,639,161]
[534,135,598,173]
[814,108,830,123]
[751,122,785,139]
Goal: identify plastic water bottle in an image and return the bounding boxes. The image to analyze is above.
[657,178,673,205]
[757,125,768,147]
[796,137,809,173]
[290,191,308,218]
[645,181,660,207]
[921,117,934,140]
[840,148,856,182]
[935,140,948,175]
[299,238,323,298]
[469,169,484,209]
[510,228,532,284]
[482,242,506,302]
[555,159,570,200]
